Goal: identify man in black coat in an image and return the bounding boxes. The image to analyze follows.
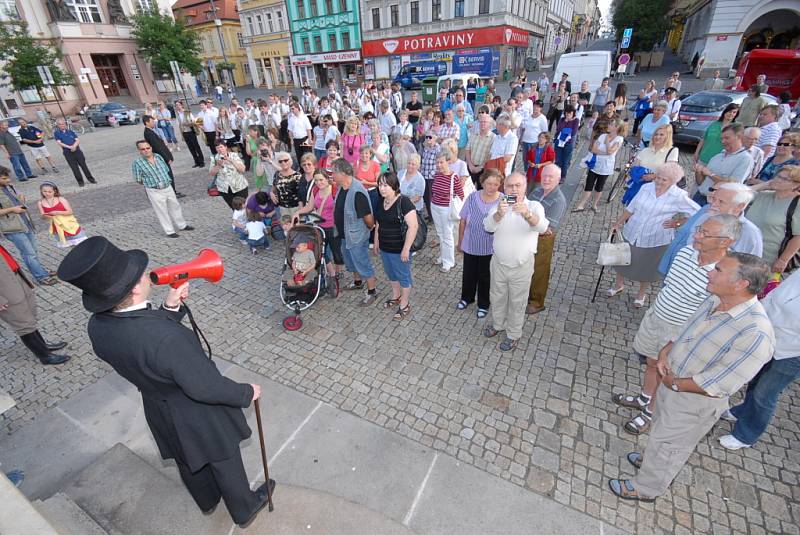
[57,236,273,527]
[142,115,185,198]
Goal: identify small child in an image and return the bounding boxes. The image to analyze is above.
[231,196,247,244]
[287,235,316,287]
[245,212,269,255]
[37,181,87,248]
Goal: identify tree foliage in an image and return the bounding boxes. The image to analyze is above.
[129,8,203,76]
[610,0,671,52]
[0,19,73,91]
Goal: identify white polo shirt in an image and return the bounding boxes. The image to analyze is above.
[288,112,311,140]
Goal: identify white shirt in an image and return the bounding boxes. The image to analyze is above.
[747,145,765,180]
[666,98,682,121]
[521,113,548,143]
[379,111,397,136]
[483,199,549,267]
[245,220,265,240]
[490,130,519,177]
[592,134,624,175]
[197,108,219,133]
[624,183,700,247]
[288,113,312,139]
[232,208,246,230]
[394,122,413,139]
[761,269,800,360]
[757,122,782,159]
[318,106,339,123]
[518,99,533,117]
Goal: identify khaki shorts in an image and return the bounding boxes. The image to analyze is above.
[632,307,685,359]
[28,145,50,159]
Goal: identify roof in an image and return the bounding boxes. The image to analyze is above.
[742,49,800,61]
[171,0,239,26]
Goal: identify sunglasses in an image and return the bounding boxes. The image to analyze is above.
[777,142,794,147]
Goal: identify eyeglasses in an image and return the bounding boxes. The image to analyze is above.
[694,228,728,239]
[777,142,794,147]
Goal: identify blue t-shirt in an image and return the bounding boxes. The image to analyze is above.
[640,114,670,146]
[53,128,79,153]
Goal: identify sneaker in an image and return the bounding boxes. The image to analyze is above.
[439,266,451,273]
[720,409,737,422]
[181,225,195,231]
[719,435,750,451]
[360,291,377,306]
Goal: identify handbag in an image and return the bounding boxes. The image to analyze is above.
[0,212,26,234]
[447,173,464,221]
[396,196,427,252]
[597,230,631,266]
[207,175,220,197]
[777,196,800,273]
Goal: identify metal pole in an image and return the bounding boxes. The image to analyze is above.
[207,0,233,96]
[50,85,67,123]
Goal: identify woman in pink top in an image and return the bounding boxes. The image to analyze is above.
[341,116,364,166]
[293,172,342,286]
[430,149,464,273]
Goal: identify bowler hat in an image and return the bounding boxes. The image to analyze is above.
[57,236,149,313]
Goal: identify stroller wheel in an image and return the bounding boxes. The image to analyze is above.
[283,315,303,331]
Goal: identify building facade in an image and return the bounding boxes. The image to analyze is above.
[360,0,547,81]
[0,0,172,118]
[672,0,800,75]
[570,0,600,48]
[172,0,250,89]
[238,0,293,89]
[544,0,574,58]
[287,0,362,88]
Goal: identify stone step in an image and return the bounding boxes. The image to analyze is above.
[35,493,110,535]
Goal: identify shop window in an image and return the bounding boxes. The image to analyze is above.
[371,8,380,29]
[390,5,398,26]
[454,0,463,18]
[302,37,311,53]
[329,33,337,51]
[66,0,103,23]
[479,0,489,15]
[324,0,333,14]
[342,31,350,49]
[432,0,441,21]
[310,0,317,17]
[313,35,322,52]
[410,1,419,23]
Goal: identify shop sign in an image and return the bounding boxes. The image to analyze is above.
[291,12,355,32]
[257,48,284,57]
[291,50,361,65]
[362,26,529,57]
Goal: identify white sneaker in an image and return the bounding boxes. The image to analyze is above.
[719,434,750,451]
[720,409,737,422]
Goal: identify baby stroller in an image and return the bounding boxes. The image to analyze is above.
[279,213,337,331]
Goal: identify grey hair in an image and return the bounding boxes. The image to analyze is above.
[331,158,354,176]
[726,252,771,295]
[275,151,292,162]
[705,213,742,241]
[656,161,684,183]
[455,104,465,112]
[716,183,755,206]
[744,126,761,138]
[540,163,561,178]
[496,114,512,128]
[654,100,668,110]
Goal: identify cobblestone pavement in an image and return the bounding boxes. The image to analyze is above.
[1,124,798,535]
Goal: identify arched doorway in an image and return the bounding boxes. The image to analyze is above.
[735,2,800,64]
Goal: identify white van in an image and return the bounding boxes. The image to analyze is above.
[553,51,613,98]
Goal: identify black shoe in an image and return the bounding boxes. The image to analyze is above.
[201,502,219,515]
[176,192,186,198]
[45,340,68,351]
[26,175,37,179]
[20,331,71,365]
[87,178,97,184]
[78,182,85,187]
[181,225,195,231]
[238,479,276,528]
[166,233,179,238]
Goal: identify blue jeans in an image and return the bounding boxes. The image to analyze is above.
[730,356,800,445]
[341,238,375,279]
[521,141,535,176]
[9,153,33,181]
[160,122,177,144]
[4,230,48,281]
[247,235,269,249]
[554,143,574,180]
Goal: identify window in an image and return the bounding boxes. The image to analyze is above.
[302,37,310,53]
[390,5,398,26]
[410,1,418,23]
[0,0,17,20]
[454,0,463,18]
[313,35,322,52]
[255,14,264,34]
[66,0,103,23]
[245,16,254,35]
[297,1,305,19]
[329,33,337,51]
[479,0,489,14]
[325,0,333,14]
[137,0,153,10]
[266,12,273,32]
[339,0,346,11]
[371,7,380,29]
[237,32,244,47]
[310,0,317,17]
[342,31,350,49]
[276,11,284,30]
[431,0,440,20]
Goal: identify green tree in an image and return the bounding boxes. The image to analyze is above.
[129,7,203,76]
[0,19,74,96]
[611,0,671,52]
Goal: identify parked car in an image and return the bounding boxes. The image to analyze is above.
[673,90,777,145]
[85,102,138,127]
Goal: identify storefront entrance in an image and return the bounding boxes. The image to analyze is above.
[91,54,129,98]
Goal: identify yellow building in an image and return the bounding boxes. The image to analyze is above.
[239,0,294,88]
[172,0,251,88]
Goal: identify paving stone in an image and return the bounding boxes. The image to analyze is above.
[723,478,759,508]
[759,492,791,522]
[531,447,560,472]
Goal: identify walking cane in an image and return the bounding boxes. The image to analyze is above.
[253,398,275,512]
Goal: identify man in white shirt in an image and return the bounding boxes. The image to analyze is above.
[756,105,782,159]
[378,100,397,136]
[452,89,473,116]
[288,102,312,161]
[489,114,519,177]
[196,100,219,154]
[664,88,681,122]
[742,127,764,183]
[704,70,725,91]
[317,97,339,124]
[719,269,800,450]
[482,172,548,351]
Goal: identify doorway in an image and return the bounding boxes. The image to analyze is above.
[91,54,130,98]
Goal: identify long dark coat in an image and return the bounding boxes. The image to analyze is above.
[88,306,253,473]
[144,126,173,164]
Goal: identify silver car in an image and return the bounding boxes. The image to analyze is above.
[674,90,777,145]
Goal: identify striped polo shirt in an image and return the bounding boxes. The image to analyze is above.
[652,245,716,326]
[431,172,464,207]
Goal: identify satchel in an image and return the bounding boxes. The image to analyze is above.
[596,230,631,266]
[0,207,26,234]
[396,196,427,252]
[777,196,800,273]
[207,176,220,197]
[448,173,464,222]
[483,156,506,174]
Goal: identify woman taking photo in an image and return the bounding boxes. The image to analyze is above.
[430,150,465,273]
[694,103,739,185]
[374,172,418,320]
[608,162,699,307]
[270,151,302,219]
[747,165,800,274]
[637,101,670,148]
[209,140,249,208]
[341,117,365,166]
[554,105,580,182]
[548,81,567,131]
[457,168,502,318]
[252,137,277,191]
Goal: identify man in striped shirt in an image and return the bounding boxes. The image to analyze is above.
[610,252,774,502]
[613,214,741,434]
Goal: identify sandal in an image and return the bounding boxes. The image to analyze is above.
[608,479,655,502]
[633,296,647,308]
[456,300,470,310]
[394,304,411,320]
[384,298,401,309]
[571,206,585,213]
[627,452,643,470]
[612,393,648,409]
[623,408,653,435]
[477,308,488,319]
[606,286,625,297]
[483,326,501,338]
[499,337,518,351]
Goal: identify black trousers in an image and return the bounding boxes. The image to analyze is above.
[183,130,205,166]
[165,162,177,193]
[461,252,492,309]
[204,131,217,155]
[293,137,311,162]
[220,186,250,209]
[175,454,260,524]
[64,149,94,185]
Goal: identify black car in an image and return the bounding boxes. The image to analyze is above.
[85,102,139,127]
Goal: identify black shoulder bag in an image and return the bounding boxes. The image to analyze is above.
[778,196,800,273]
[397,196,427,252]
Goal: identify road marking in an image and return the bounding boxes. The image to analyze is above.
[403,452,439,526]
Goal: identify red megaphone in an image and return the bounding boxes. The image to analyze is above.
[149,249,224,288]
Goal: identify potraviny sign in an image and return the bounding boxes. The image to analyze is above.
[362,26,530,57]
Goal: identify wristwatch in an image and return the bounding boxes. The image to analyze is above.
[670,378,680,392]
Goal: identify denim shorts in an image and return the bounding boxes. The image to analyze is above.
[380,251,412,288]
[341,239,375,279]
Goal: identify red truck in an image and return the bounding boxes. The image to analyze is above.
[731,49,800,100]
